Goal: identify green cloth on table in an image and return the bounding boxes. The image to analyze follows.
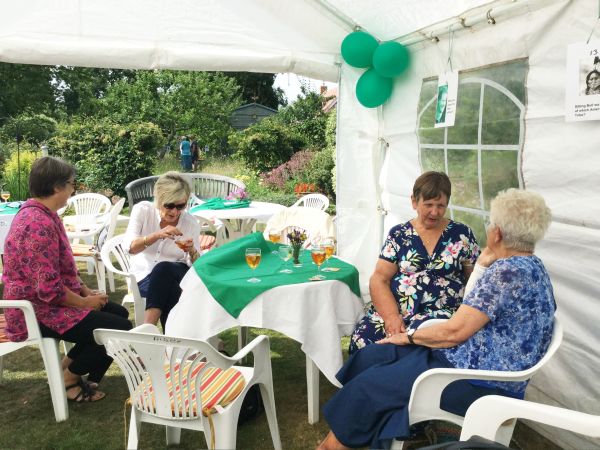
[192,232,361,318]
[190,198,251,212]
[0,202,22,215]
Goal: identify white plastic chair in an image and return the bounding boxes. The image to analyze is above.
[291,193,329,211]
[100,234,145,326]
[390,316,563,449]
[194,213,225,250]
[460,395,600,444]
[263,207,335,247]
[0,300,68,422]
[72,198,126,293]
[94,324,282,450]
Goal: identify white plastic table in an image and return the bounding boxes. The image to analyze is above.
[0,212,17,255]
[166,268,364,424]
[191,201,286,242]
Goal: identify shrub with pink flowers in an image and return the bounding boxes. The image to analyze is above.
[261,150,316,190]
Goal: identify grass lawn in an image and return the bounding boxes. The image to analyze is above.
[0,263,344,450]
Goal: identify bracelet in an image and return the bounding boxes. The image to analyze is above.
[143,235,149,248]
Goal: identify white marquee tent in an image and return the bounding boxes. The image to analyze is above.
[2,1,599,448]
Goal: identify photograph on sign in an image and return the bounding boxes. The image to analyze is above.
[434,71,458,128]
[565,41,600,122]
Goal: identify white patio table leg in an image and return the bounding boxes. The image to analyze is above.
[306,354,320,424]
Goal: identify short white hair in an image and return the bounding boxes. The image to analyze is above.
[153,171,192,207]
[489,189,551,252]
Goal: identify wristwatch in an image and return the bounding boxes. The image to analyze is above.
[407,328,417,345]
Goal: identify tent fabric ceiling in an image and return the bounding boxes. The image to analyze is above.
[1,0,494,79]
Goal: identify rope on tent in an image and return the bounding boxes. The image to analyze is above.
[586,17,599,44]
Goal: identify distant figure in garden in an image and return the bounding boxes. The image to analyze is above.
[1,156,132,402]
[123,171,201,328]
[190,138,200,171]
[585,70,600,96]
[179,136,192,171]
[349,171,480,354]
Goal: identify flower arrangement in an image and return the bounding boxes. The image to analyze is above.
[226,187,249,201]
[286,228,307,246]
[287,228,307,266]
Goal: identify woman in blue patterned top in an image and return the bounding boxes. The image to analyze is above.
[349,172,480,354]
[318,189,555,450]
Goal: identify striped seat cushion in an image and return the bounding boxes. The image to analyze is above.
[134,360,246,417]
[0,314,10,343]
[200,234,216,251]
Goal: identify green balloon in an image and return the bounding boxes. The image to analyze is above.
[341,31,379,68]
[356,68,393,108]
[373,41,410,78]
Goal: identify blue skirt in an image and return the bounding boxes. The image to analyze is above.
[323,344,504,449]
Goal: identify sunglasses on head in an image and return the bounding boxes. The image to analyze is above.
[163,202,187,211]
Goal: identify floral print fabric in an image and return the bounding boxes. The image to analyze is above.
[439,256,556,396]
[1,199,90,341]
[349,220,479,354]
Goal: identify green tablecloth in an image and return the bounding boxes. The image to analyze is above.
[192,232,361,318]
[190,198,251,212]
[0,202,22,215]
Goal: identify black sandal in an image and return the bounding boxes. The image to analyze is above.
[65,380,104,402]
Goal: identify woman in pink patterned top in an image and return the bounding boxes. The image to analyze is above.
[2,157,132,402]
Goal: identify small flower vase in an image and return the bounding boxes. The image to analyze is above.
[292,244,302,266]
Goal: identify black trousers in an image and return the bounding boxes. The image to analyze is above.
[39,302,132,383]
[138,261,189,329]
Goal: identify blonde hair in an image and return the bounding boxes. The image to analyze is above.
[153,171,192,207]
[489,189,552,252]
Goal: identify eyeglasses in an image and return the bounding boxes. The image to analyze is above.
[66,180,77,188]
[163,202,187,211]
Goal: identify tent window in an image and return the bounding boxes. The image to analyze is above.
[416,59,527,245]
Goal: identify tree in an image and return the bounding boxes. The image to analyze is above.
[228,72,287,109]
[0,63,55,125]
[53,66,135,117]
[0,112,57,146]
[274,87,328,150]
[100,70,242,151]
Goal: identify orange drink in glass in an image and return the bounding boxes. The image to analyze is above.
[311,245,326,280]
[245,248,262,283]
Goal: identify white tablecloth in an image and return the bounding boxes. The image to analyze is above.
[0,213,17,254]
[166,268,364,387]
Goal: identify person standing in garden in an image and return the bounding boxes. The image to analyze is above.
[179,136,192,172]
[190,137,200,172]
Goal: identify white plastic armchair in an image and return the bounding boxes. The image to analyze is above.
[390,316,563,449]
[0,300,68,422]
[292,193,329,211]
[94,324,282,450]
[72,198,126,293]
[100,234,145,326]
[194,213,225,250]
[460,395,600,444]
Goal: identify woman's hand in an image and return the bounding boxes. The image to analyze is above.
[156,225,183,240]
[383,314,405,336]
[477,247,498,267]
[86,292,109,311]
[80,284,93,297]
[376,332,409,346]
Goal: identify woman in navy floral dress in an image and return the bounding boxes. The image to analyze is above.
[350,172,480,354]
[318,189,555,450]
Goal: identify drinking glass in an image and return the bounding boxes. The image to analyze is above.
[267,229,281,244]
[1,190,10,203]
[245,248,262,283]
[174,236,191,251]
[321,238,335,271]
[277,245,293,273]
[310,245,326,280]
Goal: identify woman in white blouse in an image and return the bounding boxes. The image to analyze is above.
[123,172,201,327]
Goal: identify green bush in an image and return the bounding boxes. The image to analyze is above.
[2,146,39,200]
[49,119,164,196]
[302,148,335,198]
[229,118,304,173]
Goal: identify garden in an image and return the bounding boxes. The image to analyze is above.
[0,65,336,213]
